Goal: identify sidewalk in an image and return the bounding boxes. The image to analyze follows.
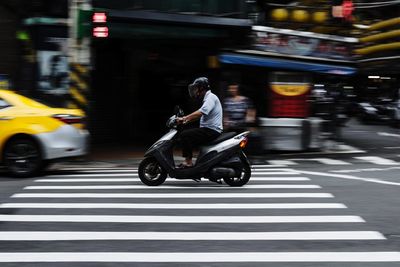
[52,140,355,169]
[53,145,147,169]
[53,144,265,169]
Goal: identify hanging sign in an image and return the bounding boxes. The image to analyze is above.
[271,83,310,96]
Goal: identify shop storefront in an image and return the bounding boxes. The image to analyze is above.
[89,8,251,145]
[219,26,357,151]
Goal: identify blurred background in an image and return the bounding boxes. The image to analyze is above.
[0,0,399,154]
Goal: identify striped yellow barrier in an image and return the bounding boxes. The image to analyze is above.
[69,63,90,114]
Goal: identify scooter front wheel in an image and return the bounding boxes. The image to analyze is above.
[138,157,167,186]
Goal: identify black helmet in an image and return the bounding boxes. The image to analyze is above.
[188,77,210,99]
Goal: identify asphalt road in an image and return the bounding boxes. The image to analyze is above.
[0,119,399,266]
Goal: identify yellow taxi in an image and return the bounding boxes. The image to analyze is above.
[0,90,89,177]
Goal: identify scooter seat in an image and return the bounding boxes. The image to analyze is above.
[207,132,237,146]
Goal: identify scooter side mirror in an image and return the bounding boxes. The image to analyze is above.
[173,105,180,115]
[173,105,184,117]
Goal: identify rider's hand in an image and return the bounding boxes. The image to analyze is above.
[176,117,186,125]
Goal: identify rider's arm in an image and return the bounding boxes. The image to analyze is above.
[179,91,215,124]
[182,110,202,124]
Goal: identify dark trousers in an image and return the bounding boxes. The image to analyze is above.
[179,127,220,158]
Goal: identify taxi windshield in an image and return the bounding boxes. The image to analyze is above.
[1,91,52,108]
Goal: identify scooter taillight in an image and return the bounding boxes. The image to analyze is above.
[239,137,248,148]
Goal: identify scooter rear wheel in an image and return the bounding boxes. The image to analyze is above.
[138,157,167,186]
[223,161,251,187]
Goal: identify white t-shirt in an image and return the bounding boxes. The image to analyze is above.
[199,90,223,133]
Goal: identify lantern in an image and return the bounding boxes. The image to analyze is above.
[271,9,289,21]
[292,10,309,22]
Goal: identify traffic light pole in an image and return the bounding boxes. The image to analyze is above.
[69,0,91,65]
[68,0,91,113]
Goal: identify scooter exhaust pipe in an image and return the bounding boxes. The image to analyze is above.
[210,167,236,179]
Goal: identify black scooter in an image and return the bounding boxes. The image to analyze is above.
[138,107,251,186]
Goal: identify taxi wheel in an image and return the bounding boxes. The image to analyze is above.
[3,137,44,178]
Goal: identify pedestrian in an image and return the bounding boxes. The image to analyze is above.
[176,77,223,168]
[223,83,256,133]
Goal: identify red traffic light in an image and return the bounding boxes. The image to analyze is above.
[93,26,109,38]
[92,12,107,23]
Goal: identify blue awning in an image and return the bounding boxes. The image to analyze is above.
[219,53,356,75]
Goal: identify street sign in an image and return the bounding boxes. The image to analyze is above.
[77,9,91,39]
[332,0,353,21]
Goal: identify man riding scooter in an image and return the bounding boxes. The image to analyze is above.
[176,77,223,168]
[138,77,252,186]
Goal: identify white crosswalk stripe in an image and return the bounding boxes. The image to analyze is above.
[11,192,335,198]
[266,156,400,166]
[268,160,299,165]
[0,214,366,223]
[35,177,311,182]
[0,166,397,264]
[269,159,352,165]
[0,231,384,240]
[24,184,321,190]
[354,156,400,165]
[0,202,347,209]
[1,252,400,263]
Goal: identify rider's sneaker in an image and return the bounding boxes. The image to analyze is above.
[177,163,193,169]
